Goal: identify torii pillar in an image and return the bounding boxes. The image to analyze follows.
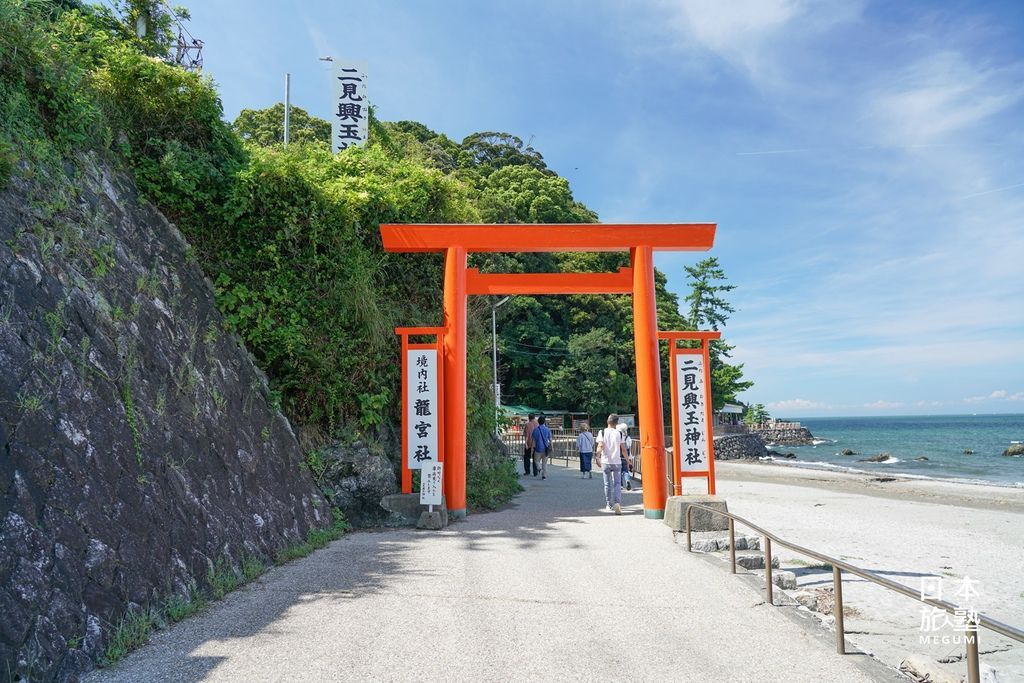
[381,223,717,519]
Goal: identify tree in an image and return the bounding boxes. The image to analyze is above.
[685,257,735,331]
[233,103,331,147]
[744,404,770,425]
[460,132,551,177]
[98,1,192,58]
[543,329,635,417]
[478,165,596,224]
[682,257,753,409]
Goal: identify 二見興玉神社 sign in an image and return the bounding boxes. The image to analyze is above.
[675,352,709,472]
[331,62,367,153]
[406,348,439,469]
[660,330,720,495]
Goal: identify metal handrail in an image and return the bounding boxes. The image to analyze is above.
[683,502,1023,683]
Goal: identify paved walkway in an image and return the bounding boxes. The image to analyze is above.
[89,462,889,682]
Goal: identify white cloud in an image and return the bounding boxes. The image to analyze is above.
[651,0,860,81]
[867,52,1024,147]
[965,390,1024,403]
[864,400,904,409]
[766,398,829,411]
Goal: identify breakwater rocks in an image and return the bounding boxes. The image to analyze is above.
[713,433,769,460]
[0,157,329,679]
[748,426,816,446]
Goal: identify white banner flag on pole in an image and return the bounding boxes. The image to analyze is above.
[331,62,368,153]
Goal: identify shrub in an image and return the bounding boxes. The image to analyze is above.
[466,454,522,511]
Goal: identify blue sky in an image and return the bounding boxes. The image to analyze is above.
[184,0,1023,417]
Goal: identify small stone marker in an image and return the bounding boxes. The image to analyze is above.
[664,495,729,532]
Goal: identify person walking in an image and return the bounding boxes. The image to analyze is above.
[576,424,595,478]
[532,415,552,480]
[523,414,538,476]
[595,414,626,514]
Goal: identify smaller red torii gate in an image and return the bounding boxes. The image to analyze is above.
[381,223,717,519]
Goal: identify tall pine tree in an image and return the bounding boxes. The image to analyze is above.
[683,257,753,409]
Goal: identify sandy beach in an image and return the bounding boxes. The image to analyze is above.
[708,460,1024,681]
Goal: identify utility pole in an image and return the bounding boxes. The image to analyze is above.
[491,296,511,433]
[283,73,291,146]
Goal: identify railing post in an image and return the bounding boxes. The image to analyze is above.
[685,505,692,551]
[833,566,845,654]
[728,518,736,574]
[966,620,979,683]
[764,537,773,605]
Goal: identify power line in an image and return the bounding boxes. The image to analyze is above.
[160,0,196,43]
[505,339,570,351]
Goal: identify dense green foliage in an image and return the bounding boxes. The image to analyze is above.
[211,144,475,428]
[1,0,752,475]
[233,102,331,146]
[0,0,517,503]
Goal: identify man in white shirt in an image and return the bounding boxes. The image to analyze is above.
[595,413,626,514]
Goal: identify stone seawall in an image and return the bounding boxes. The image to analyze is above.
[0,156,329,680]
[713,433,769,460]
[749,427,816,446]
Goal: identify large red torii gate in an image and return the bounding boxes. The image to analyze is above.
[381,223,717,519]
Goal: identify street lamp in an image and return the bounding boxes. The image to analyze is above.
[491,296,512,432]
[286,57,335,146]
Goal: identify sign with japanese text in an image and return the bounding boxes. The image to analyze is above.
[420,462,444,506]
[331,62,368,153]
[406,348,439,469]
[674,352,709,472]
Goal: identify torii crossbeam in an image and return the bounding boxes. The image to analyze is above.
[381,223,717,519]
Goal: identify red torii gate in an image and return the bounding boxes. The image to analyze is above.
[381,223,717,519]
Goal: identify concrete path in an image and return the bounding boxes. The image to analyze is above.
[89,462,890,682]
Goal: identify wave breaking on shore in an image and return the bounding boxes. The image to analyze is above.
[754,455,1024,489]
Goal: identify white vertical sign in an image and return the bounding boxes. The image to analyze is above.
[675,353,709,472]
[331,62,368,153]
[406,349,439,469]
[420,462,444,506]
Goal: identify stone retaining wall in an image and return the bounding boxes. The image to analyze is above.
[748,427,816,445]
[0,156,329,680]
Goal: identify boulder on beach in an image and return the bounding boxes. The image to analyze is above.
[1002,444,1024,457]
[858,452,893,463]
[840,448,856,456]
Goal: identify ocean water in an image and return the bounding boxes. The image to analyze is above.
[763,414,1024,487]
